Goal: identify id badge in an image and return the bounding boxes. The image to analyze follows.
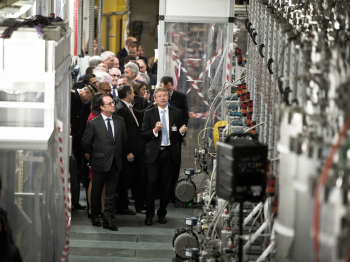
[171,126,177,131]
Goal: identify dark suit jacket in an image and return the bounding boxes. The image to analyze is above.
[114,101,144,157]
[81,114,127,172]
[117,48,128,60]
[169,90,189,126]
[150,90,189,126]
[70,89,83,137]
[141,106,184,165]
[79,99,92,143]
[72,81,84,91]
[148,73,157,86]
[133,95,148,126]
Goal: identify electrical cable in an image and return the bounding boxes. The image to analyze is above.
[203,77,246,133]
[208,164,218,207]
[313,115,350,262]
[197,127,216,155]
[210,201,229,240]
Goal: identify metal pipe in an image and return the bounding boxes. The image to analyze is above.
[97,0,103,55]
[88,0,94,56]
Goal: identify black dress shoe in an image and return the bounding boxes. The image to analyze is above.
[136,209,145,214]
[145,217,153,226]
[117,209,136,215]
[111,215,116,219]
[87,212,92,219]
[103,221,118,231]
[74,203,87,210]
[91,217,102,227]
[158,216,167,224]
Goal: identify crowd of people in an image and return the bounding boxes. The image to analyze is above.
[70,37,189,230]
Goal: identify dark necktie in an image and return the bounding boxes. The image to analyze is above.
[106,118,114,141]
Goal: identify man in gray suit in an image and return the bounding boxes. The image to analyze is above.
[82,95,127,231]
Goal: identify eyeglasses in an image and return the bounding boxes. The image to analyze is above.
[110,74,120,78]
[104,101,115,106]
[100,88,112,94]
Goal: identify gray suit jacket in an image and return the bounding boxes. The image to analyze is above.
[81,114,127,172]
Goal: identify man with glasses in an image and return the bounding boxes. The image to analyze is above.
[82,95,127,231]
[109,68,121,98]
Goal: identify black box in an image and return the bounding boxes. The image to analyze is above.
[216,135,267,202]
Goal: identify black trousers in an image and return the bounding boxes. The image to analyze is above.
[146,147,174,218]
[116,154,145,211]
[91,159,120,222]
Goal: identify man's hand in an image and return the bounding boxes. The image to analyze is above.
[149,57,155,68]
[155,121,163,132]
[127,153,134,162]
[85,153,90,160]
[180,125,187,134]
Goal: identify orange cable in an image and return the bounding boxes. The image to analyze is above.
[313,115,350,262]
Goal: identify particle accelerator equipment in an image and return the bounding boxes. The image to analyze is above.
[172,0,350,261]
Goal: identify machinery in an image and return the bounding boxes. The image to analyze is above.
[167,0,350,260]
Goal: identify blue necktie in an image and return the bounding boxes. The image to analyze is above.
[106,118,114,141]
[168,95,172,106]
[161,109,168,145]
[112,87,116,98]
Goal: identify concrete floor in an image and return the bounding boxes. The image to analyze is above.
[69,188,202,262]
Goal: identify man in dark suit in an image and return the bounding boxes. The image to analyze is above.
[141,88,187,225]
[117,37,136,73]
[70,83,96,210]
[160,76,190,201]
[137,59,157,86]
[114,85,146,214]
[81,95,127,231]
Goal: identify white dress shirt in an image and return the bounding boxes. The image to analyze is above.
[121,100,139,126]
[101,113,115,138]
[153,106,184,146]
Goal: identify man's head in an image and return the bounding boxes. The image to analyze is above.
[95,72,111,84]
[136,73,150,85]
[80,86,93,103]
[154,87,169,108]
[129,43,138,56]
[118,84,135,103]
[100,51,116,69]
[118,74,132,86]
[137,59,147,73]
[124,55,136,65]
[124,62,139,82]
[97,81,112,95]
[109,68,121,86]
[125,37,137,48]
[89,56,103,67]
[83,73,98,88]
[112,57,119,69]
[160,76,174,94]
[95,63,108,73]
[85,66,95,75]
[91,92,105,111]
[99,95,115,116]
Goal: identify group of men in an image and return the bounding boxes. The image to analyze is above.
[70,37,189,230]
